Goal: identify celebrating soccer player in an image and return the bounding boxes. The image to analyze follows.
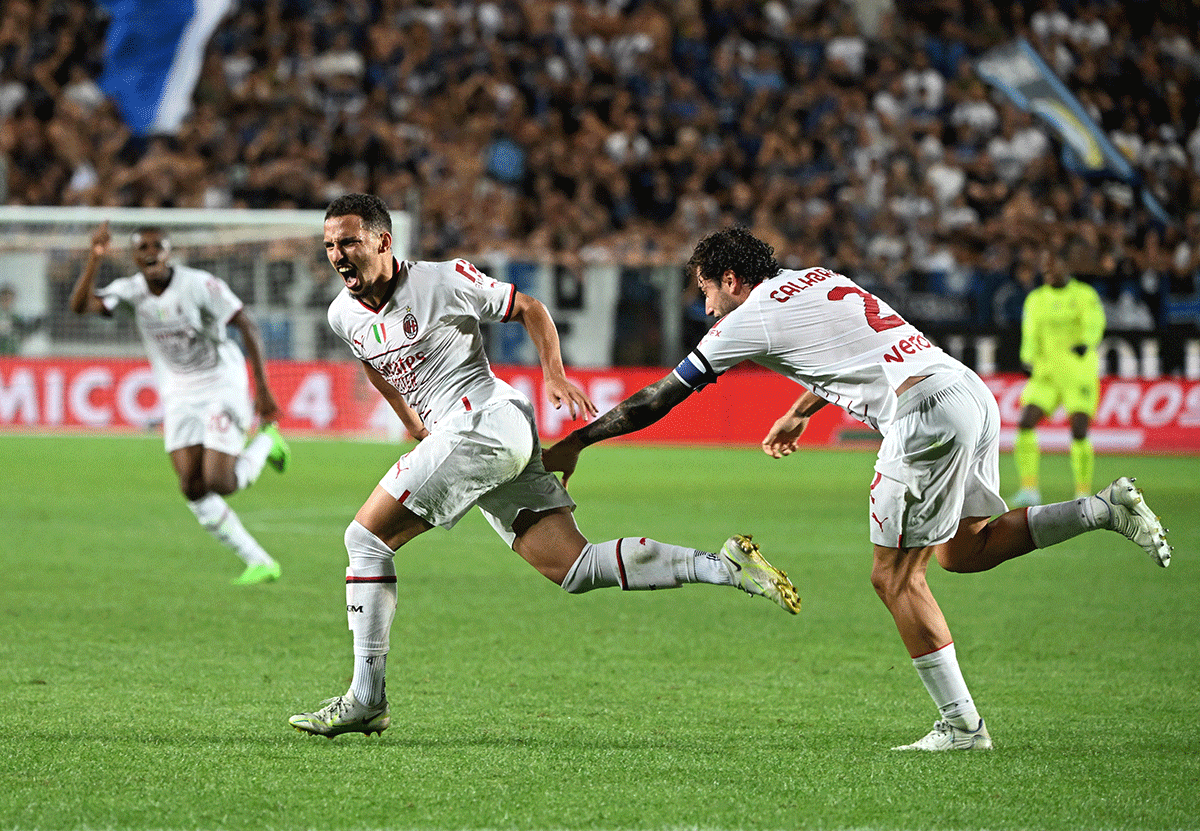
[288,195,801,739]
[544,226,1171,751]
[69,221,290,585]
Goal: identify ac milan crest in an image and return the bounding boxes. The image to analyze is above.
[402,311,419,339]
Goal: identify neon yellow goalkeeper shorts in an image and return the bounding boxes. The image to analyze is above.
[1019,365,1100,418]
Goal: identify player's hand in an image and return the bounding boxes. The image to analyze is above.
[91,221,111,257]
[1071,344,1088,357]
[762,413,809,459]
[545,377,598,421]
[542,433,584,487]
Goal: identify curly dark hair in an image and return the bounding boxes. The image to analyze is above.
[685,227,782,287]
[325,193,392,237]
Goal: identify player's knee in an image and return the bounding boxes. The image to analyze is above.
[869,559,921,604]
[869,563,894,601]
[344,520,395,567]
[179,477,208,501]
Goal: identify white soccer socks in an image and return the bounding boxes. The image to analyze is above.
[344,520,396,706]
[186,493,274,567]
[1026,495,1106,548]
[559,538,734,593]
[911,642,981,730]
[234,431,275,490]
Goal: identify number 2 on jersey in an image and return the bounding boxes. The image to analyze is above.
[827,285,906,332]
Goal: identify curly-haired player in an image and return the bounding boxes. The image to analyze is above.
[545,226,1172,751]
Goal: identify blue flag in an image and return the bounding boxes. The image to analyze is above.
[98,0,233,136]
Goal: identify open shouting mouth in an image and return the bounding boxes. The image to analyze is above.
[337,262,363,293]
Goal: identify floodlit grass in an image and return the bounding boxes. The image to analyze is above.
[1,433,1197,831]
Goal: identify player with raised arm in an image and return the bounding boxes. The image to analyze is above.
[69,222,290,585]
[544,227,1171,751]
[288,195,800,739]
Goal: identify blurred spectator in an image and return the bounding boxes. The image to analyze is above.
[993,255,1038,327]
[901,49,945,118]
[987,106,1051,186]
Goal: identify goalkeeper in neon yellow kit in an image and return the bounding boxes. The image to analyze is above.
[1011,245,1106,507]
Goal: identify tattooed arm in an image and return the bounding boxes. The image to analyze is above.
[541,373,694,485]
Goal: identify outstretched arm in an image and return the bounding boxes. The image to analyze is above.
[229,308,280,424]
[542,373,694,485]
[508,290,597,420]
[69,221,111,315]
[762,389,827,458]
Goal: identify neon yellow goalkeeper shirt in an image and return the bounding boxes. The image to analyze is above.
[1019,278,1106,373]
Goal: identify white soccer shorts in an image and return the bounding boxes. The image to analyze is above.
[378,396,575,547]
[162,386,252,456]
[869,367,1008,549]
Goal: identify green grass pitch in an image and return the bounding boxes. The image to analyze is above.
[1,433,1197,831]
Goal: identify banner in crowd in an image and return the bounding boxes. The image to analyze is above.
[975,38,1173,225]
[2,358,1199,452]
[98,0,234,136]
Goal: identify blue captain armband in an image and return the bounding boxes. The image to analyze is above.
[672,350,719,390]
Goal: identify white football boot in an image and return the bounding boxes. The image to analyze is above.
[720,534,802,614]
[289,691,390,738]
[893,718,993,751]
[1008,487,1042,508]
[1095,477,1172,567]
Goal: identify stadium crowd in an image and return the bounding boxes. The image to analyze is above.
[2,0,1199,335]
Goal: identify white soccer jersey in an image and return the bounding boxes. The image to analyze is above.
[327,257,522,427]
[97,264,248,400]
[673,266,963,433]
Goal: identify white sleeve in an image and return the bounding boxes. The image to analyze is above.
[95,276,135,314]
[672,306,766,388]
[449,259,516,323]
[193,270,243,324]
